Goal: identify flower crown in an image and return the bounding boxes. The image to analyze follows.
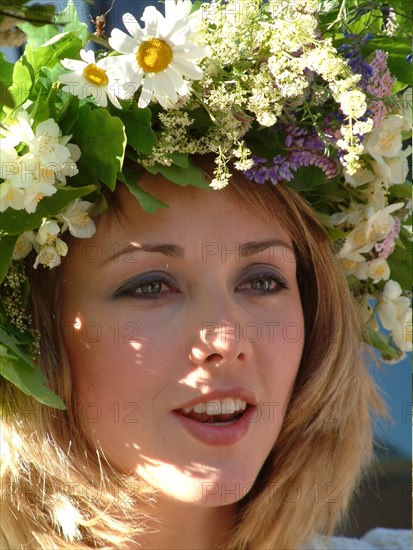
[0,0,411,409]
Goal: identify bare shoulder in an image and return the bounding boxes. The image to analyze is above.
[302,529,412,550]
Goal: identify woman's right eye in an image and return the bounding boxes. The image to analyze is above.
[114,274,179,300]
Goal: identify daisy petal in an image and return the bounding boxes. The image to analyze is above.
[172,44,205,59]
[109,29,139,54]
[59,72,85,85]
[154,70,178,106]
[106,87,122,109]
[164,65,185,91]
[170,58,203,80]
[141,6,164,37]
[164,0,191,20]
[138,76,154,108]
[122,13,145,41]
[61,59,86,71]
[82,49,96,64]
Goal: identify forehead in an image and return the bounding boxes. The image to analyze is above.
[98,173,292,243]
[63,173,294,272]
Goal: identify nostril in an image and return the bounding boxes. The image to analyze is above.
[205,353,225,364]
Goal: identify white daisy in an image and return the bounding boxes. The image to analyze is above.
[107,0,205,109]
[59,49,122,108]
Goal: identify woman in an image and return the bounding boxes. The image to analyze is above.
[0,0,411,548]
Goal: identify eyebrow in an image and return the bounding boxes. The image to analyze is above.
[99,239,294,265]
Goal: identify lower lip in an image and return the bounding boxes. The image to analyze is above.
[172,407,256,446]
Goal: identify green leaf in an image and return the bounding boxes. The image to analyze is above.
[110,102,157,155]
[0,341,66,410]
[0,235,18,284]
[121,165,168,214]
[366,327,400,360]
[145,161,210,188]
[168,153,189,168]
[18,20,59,48]
[0,185,97,236]
[348,9,383,35]
[10,32,83,108]
[70,106,126,191]
[0,53,14,109]
[54,0,89,46]
[55,93,80,133]
[388,182,412,199]
[387,238,412,291]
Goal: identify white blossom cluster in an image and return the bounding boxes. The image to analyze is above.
[332,112,412,353]
[12,199,96,269]
[0,111,80,213]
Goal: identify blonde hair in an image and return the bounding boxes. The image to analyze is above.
[0,162,383,549]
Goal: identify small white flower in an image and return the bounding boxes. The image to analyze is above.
[371,146,412,186]
[36,220,61,246]
[31,118,74,166]
[107,1,205,109]
[367,258,390,283]
[0,180,26,212]
[340,257,369,280]
[33,240,68,269]
[343,166,374,187]
[57,199,96,238]
[377,280,412,352]
[12,231,36,260]
[60,49,122,108]
[364,114,405,163]
[1,111,80,213]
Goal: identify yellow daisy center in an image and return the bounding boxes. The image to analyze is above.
[83,64,109,86]
[137,39,172,73]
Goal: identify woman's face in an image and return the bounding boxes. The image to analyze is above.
[61,175,304,507]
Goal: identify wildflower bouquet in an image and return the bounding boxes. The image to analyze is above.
[0,0,411,408]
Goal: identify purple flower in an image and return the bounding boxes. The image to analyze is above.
[339,33,373,90]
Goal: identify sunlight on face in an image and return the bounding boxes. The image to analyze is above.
[61,174,305,508]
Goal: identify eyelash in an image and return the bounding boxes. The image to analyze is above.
[115,271,288,300]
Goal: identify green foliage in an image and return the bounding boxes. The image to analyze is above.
[387,235,412,291]
[0,338,66,409]
[121,164,168,214]
[109,101,157,155]
[145,159,210,188]
[367,327,400,360]
[69,106,127,191]
[54,0,89,45]
[10,32,83,108]
[0,53,14,110]
[0,236,18,284]
[389,182,412,199]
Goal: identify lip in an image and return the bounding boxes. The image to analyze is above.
[174,387,257,410]
[172,387,257,447]
[172,405,256,446]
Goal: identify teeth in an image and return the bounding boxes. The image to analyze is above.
[181,398,247,416]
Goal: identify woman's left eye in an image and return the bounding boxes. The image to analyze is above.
[237,273,288,294]
[114,274,178,300]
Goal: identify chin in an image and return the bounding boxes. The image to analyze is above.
[135,461,258,507]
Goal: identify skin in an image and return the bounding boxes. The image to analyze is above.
[60,174,305,549]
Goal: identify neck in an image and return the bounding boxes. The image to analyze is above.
[134,499,236,549]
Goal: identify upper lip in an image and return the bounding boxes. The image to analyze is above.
[173,387,257,411]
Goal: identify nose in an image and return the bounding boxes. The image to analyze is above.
[188,316,254,368]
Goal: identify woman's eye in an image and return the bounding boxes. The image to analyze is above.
[238,273,287,294]
[114,275,178,300]
[134,279,169,298]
